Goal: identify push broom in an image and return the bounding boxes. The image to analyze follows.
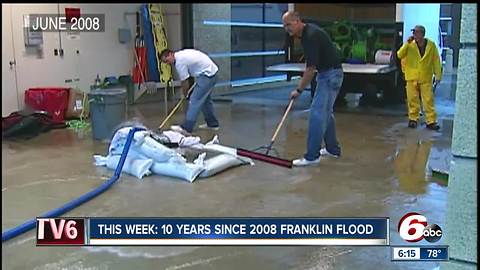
[237,97,296,168]
[158,85,294,168]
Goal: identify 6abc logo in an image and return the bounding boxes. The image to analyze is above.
[398,212,442,243]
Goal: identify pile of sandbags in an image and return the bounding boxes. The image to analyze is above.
[94,127,253,182]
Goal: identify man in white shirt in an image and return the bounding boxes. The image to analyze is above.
[160,48,220,135]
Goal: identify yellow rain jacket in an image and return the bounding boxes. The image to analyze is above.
[397,38,442,83]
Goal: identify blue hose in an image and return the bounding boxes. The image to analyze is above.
[2,127,144,242]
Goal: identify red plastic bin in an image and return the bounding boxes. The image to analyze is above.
[24,87,70,123]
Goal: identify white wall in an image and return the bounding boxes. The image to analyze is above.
[2,3,181,115]
[163,4,182,51]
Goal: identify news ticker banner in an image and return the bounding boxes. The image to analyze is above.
[391,246,449,261]
[37,217,389,246]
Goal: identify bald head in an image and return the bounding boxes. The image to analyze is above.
[282,11,300,22]
[282,11,304,38]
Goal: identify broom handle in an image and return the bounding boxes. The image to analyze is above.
[184,82,197,100]
[270,98,295,143]
[158,83,196,129]
[158,98,185,129]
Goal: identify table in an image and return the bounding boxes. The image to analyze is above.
[267,63,403,104]
[266,63,396,74]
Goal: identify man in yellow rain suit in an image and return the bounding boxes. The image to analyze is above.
[397,25,442,130]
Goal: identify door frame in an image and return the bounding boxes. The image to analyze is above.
[2,4,20,116]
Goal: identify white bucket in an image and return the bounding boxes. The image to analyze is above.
[444,48,453,74]
[374,50,393,65]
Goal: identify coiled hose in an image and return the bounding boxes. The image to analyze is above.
[2,127,144,242]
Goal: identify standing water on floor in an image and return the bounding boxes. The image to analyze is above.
[3,86,453,269]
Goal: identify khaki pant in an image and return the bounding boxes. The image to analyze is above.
[405,80,437,124]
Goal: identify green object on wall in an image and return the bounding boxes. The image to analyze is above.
[331,21,353,42]
[351,41,367,61]
[341,43,352,59]
[374,41,389,50]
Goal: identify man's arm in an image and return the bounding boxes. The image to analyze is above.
[432,44,442,82]
[397,36,414,59]
[290,65,316,99]
[298,66,317,91]
[174,61,190,97]
[181,79,190,98]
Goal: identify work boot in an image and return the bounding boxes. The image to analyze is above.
[426,123,440,131]
[408,120,417,128]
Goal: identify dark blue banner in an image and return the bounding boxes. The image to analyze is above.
[420,247,449,260]
[87,218,389,246]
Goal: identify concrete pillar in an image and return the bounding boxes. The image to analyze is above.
[442,3,477,270]
[192,4,231,94]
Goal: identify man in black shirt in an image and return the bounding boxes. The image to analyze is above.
[282,11,344,166]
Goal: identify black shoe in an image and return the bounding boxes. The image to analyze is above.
[408,120,417,128]
[426,123,440,131]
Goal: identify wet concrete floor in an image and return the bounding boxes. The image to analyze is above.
[2,85,453,269]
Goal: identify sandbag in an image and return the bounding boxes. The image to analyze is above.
[189,135,237,156]
[162,130,201,146]
[109,127,149,154]
[195,153,254,178]
[201,144,237,156]
[150,160,204,183]
[136,136,184,163]
[105,155,153,179]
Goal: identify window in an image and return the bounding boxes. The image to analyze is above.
[230,3,288,82]
[192,4,288,87]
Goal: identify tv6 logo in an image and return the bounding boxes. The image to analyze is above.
[398,212,442,243]
[37,218,85,245]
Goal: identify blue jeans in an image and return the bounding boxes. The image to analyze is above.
[182,74,219,132]
[304,68,343,161]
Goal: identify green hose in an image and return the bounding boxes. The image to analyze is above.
[66,91,90,131]
[66,119,90,130]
